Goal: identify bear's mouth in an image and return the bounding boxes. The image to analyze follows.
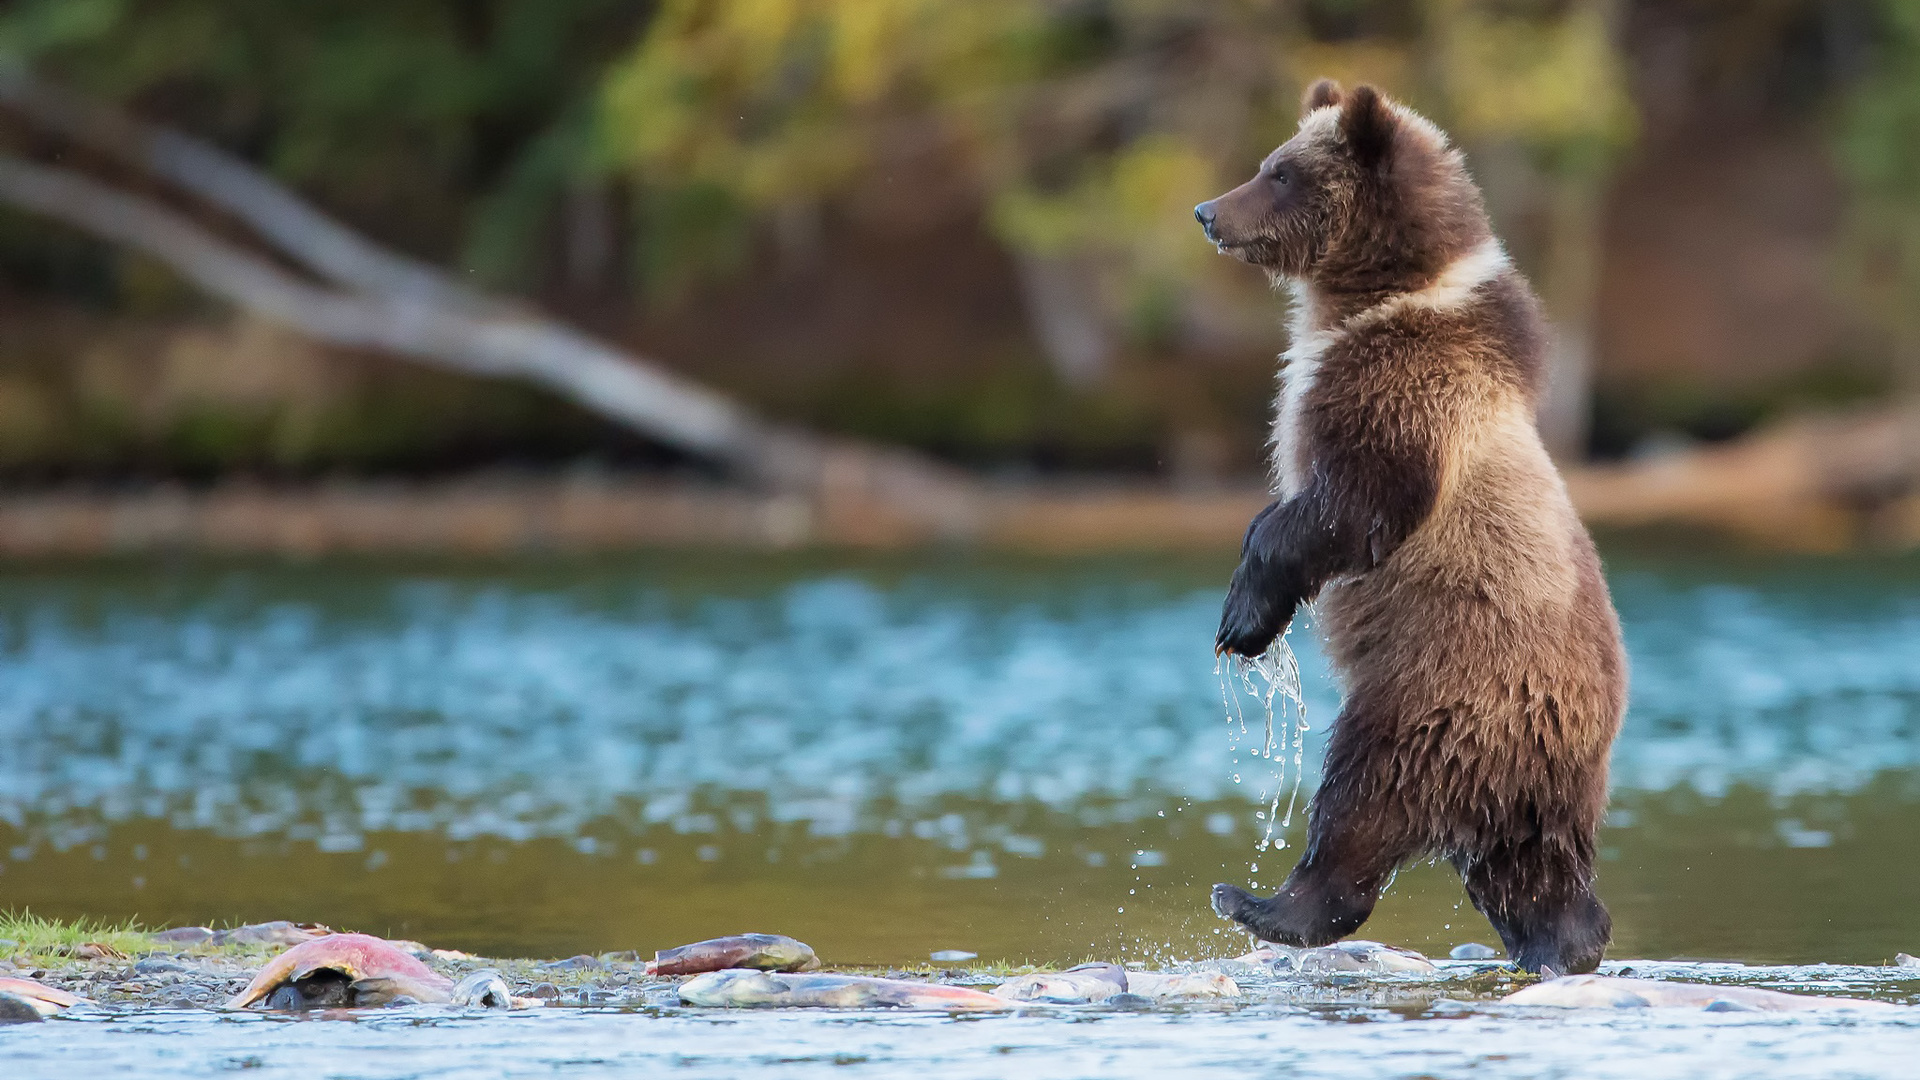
[1211,238,1267,264]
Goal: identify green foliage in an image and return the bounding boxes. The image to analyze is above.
[0,0,1643,328]
[0,0,647,283]
[1836,0,1920,379]
[596,0,1634,329]
[25,1,1917,472]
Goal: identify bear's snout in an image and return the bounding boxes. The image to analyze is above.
[1194,201,1219,242]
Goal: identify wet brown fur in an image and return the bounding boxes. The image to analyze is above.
[1195,81,1627,975]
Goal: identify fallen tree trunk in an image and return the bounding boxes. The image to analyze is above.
[1566,401,1920,550]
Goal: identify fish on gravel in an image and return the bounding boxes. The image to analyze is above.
[679,970,1008,1010]
[227,933,456,1009]
[993,964,1240,1005]
[450,970,535,1009]
[212,922,333,948]
[1231,940,1436,975]
[648,934,819,976]
[1505,975,1903,1011]
[228,934,538,1011]
[994,963,1129,1003]
[542,954,606,972]
[0,977,85,1022]
[1292,941,1437,974]
[156,922,333,948]
[1121,971,1242,1002]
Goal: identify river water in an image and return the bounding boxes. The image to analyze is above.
[3,545,1919,1075]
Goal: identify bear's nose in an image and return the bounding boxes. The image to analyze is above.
[1194,201,1218,241]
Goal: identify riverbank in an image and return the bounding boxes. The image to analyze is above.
[0,401,1908,556]
[0,453,1910,558]
[0,475,1270,556]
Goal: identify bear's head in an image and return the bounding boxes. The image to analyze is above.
[1193,80,1489,293]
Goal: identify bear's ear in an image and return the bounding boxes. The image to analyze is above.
[1302,78,1343,115]
[1339,84,1396,169]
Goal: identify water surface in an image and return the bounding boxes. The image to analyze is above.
[3,548,1920,1077]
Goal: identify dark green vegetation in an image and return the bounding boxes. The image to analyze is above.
[0,2,1916,477]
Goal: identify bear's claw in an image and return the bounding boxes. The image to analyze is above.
[1211,883,1259,925]
[1215,587,1291,658]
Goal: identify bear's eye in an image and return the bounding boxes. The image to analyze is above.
[1268,167,1290,186]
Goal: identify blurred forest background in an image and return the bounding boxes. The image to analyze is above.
[0,0,1914,495]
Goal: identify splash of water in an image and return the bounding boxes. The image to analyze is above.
[1215,626,1310,869]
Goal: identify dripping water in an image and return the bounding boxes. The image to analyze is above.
[1215,625,1310,886]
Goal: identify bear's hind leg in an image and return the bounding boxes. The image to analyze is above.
[1209,853,1392,947]
[1210,773,1418,947]
[1457,839,1611,976]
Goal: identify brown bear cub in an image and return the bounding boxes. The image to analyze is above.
[1195,81,1627,975]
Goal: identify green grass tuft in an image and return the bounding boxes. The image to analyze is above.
[0,909,155,958]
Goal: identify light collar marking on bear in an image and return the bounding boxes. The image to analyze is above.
[1283,236,1508,366]
[1271,237,1510,497]
[1346,237,1510,332]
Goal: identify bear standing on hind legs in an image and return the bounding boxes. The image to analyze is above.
[1195,80,1628,976]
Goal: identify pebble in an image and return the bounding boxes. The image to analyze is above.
[527,982,562,1000]
[1896,953,1920,968]
[931,950,978,962]
[1449,943,1500,960]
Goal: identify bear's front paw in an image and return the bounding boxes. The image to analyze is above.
[1215,579,1293,659]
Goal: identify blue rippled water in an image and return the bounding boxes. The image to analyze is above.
[0,552,1915,852]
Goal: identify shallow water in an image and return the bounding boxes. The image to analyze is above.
[11,961,1920,1079]
[4,546,1920,1075]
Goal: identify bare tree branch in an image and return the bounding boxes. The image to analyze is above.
[0,152,765,465]
[0,66,486,311]
[0,71,984,526]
